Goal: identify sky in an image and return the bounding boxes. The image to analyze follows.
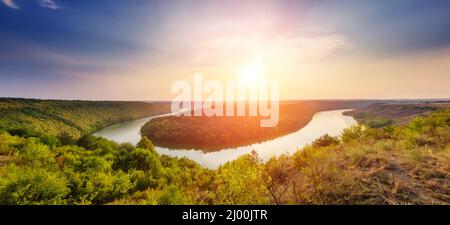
[1,0,450,100]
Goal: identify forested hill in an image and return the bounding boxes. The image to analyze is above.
[0,98,170,139]
[140,100,377,151]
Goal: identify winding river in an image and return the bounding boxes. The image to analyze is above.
[93,109,357,169]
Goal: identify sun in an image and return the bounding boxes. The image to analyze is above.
[238,63,265,84]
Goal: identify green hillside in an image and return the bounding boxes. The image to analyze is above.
[0,103,448,205]
[0,98,170,139]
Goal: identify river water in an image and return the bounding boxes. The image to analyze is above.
[93,109,357,168]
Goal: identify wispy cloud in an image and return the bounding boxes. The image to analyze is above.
[38,0,59,10]
[2,0,19,9]
[1,0,59,10]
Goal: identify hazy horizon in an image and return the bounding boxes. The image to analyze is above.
[1,0,450,100]
[1,96,449,102]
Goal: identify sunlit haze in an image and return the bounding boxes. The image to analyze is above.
[1,0,450,100]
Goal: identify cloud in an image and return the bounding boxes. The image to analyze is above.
[1,0,59,10]
[2,0,19,9]
[38,0,59,10]
[179,33,350,69]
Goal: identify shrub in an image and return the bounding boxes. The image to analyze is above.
[0,165,69,205]
[17,138,56,167]
[70,155,113,173]
[113,148,162,177]
[77,135,99,150]
[0,132,22,155]
[312,134,340,148]
[130,170,157,192]
[212,153,268,204]
[137,137,155,151]
[263,155,293,204]
[365,118,394,128]
[74,171,132,204]
[39,135,61,147]
[58,132,76,145]
[340,125,367,143]
[158,185,190,205]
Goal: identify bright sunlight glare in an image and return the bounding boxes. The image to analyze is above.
[238,63,265,85]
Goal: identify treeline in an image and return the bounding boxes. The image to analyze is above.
[0,108,449,204]
[0,98,170,141]
[141,100,373,151]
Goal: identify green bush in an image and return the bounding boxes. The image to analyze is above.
[158,185,190,205]
[17,138,56,167]
[0,165,69,205]
[340,125,367,143]
[113,148,162,177]
[137,137,155,151]
[130,170,157,192]
[39,135,61,147]
[73,171,132,204]
[58,132,76,145]
[312,134,340,148]
[212,153,268,204]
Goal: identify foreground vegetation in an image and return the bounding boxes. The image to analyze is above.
[141,100,371,151]
[0,98,170,140]
[0,105,448,205]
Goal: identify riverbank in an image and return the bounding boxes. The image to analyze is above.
[141,101,371,151]
[153,109,356,168]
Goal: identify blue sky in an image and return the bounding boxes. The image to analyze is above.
[1,0,450,100]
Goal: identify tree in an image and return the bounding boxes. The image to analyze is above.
[212,153,268,204]
[137,136,155,151]
[114,148,162,178]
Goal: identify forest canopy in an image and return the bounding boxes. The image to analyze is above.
[141,101,372,151]
[0,98,170,141]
